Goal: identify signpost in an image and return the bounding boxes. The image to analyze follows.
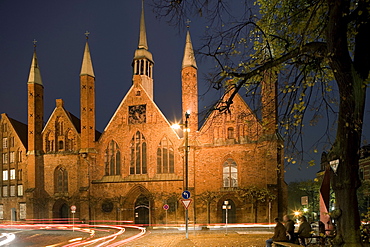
[71,205,76,231]
[163,204,169,228]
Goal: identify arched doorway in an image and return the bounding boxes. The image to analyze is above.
[222,199,236,224]
[52,199,69,221]
[134,194,149,225]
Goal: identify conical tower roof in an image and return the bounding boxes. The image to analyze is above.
[28,50,43,85]
[134,1,153,63]
[182,30,197,69]
[80,40,95,77]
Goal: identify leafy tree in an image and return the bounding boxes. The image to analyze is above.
[152,0,370,245]
[240,186,276,223]
[288,179,320,219]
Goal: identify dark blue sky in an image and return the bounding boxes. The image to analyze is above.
[0,0,369,183]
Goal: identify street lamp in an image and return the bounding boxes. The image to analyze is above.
[171,111,190,239]
[222,200,231,235]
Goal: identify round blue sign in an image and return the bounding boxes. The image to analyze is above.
[182,190,191,199]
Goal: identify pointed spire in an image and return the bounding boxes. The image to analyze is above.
[182,30,197,69]
[133,0,153,63]
[138,0,148,50]
[28,41,43,85]
[80,37,95,77]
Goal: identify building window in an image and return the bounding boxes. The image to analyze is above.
[2,186,8,197]
[3,170,8,181]
[0,205,3,219]
[105,140,121,175]
[19,203,26,219]
[46,132,55,152]
[18,151,22,162]
[10,169,15,180]
[9,152,15,163]
[18,184,23,196]
[130,131,147,175]
[54,166,68,193]
[2,138,8,148]
[10,185,15,197]
[223,158,238,188]
[2,153,8,164]
[157,137,174,174]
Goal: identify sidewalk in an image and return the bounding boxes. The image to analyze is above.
[124,228,272,247]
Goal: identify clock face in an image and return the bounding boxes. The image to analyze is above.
[128,104,146,124]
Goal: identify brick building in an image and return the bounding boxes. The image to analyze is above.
[0,5,286,225]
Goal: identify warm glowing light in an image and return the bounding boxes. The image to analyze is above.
[171,123,181,129]
[294,211,301,217]
[303,208,308,213]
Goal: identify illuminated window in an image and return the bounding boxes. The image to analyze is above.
[18,184,23,196]
[130,131,147,174]
[2,153,7,164]
[10,169,15,180]
[2,170,8,181]
[2,138,8,148]
[10,185,15,197]
[223,158,238,188]
[2,186,8,197]
[9,152,14,163]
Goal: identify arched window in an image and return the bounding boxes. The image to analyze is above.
[157,137,174,174]
[46,132,55,152]
[130,131,147,175]
[223,158,238,188]
[105,140,121,175]
[54,166,68,193]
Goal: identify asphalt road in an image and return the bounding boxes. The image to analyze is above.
[0,225,143,246]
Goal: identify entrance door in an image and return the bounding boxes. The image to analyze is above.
[222,199,236,223]
[134,195,149,225]
[60,203,69,219]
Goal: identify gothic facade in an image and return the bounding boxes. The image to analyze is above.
[0,5,286,225]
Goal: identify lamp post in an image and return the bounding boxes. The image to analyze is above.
[171,111,190,239]
[184,112,190,239]
[222,200,231,235]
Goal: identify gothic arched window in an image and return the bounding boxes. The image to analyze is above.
[54,166,68,193]
[130,131,147,175]
[105,140,121,176]
[223,158,238,188]
[157,137,174,174]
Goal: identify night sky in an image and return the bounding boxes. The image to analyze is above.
[1,0,369,183]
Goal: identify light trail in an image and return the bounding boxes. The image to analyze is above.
[0,233,16,246]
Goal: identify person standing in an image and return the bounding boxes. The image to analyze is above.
[266,218,288,247]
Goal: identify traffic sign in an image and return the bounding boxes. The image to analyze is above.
[163,204,169,210]
[182,190,191,199]
[71,205,76,213]
[181,199,192,210]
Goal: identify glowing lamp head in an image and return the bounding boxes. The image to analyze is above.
[171,123,181,130]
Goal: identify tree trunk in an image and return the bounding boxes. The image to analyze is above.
[327,0,367,246]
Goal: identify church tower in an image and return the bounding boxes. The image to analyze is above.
[132,1,154,99]
[80,36,96,153]
[27,45,44,190]
[181,29,198,132]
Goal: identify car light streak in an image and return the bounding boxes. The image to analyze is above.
[0,233,15,246]
[105,225,146,247]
